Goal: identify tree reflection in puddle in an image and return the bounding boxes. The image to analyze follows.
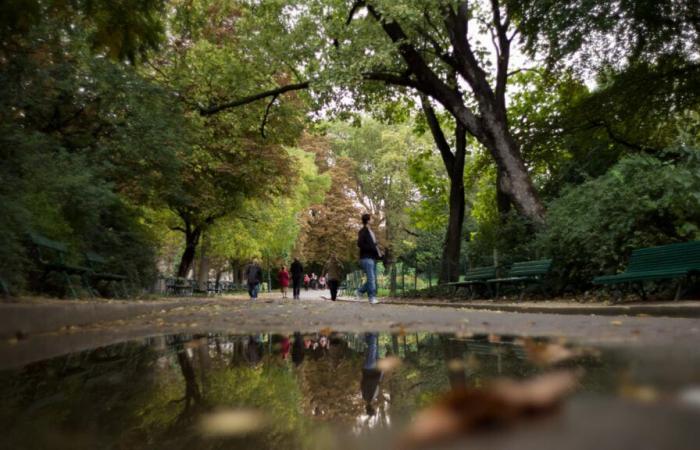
[0,332,698,450]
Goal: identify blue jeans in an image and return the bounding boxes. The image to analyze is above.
[248,282,259,299]
[364,333,379,369]
[358,258,377,300]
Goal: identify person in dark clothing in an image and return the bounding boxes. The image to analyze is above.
[290,257,304,300]
[244,259,263,299]
[322,253,344,301]
[357,213,382,304]
[291,331,305,366]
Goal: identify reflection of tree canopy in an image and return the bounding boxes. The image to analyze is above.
[0,333,623,449]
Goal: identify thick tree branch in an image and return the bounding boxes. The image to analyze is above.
[200,81,310,116]
[364,3,484,138]
[362,71,419,88]
[421,96,455,173]
[491,0,511,107]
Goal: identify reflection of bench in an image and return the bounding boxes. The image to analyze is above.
[27,232,91,299]
[164,277,191,296]
[445,266,497,299]
[84,252,130,298]
[0,278,9,297]
[593,241,700,300]
[486,259,552,299]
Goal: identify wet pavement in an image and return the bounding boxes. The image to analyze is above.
[2,293,700,449]
[1,331,698,450]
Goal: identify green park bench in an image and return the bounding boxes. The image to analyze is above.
[445,266,498,299]
[486,259,552,300]
[83,251,130,298]
[592,241,700,300]
[27,232,91,299]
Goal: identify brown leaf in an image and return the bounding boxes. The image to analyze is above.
[377,356,402,373]
[523,339,580,366]
[398,370,580,449]
[199,409,267,437]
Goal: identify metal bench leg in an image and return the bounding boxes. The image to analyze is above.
[63,271,79,299]
[674,278,685,301]
[634,282,647,301]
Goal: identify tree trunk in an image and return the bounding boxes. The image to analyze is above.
[177,227,202,278]
[441,173,465,283]
[483,116,543,223]
[197,232,209,291]
[496,167,512,217]
[421,99,467,284]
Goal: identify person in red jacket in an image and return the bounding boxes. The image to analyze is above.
[278,266,290,299]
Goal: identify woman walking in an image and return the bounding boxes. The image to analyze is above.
[278,265,290,299]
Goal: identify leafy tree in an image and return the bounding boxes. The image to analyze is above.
[0,19,187,292]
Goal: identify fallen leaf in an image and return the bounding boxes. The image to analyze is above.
[619,384,658,402]
[610,320,623,326]
[523,339,579,366]
[377,356,402,373]
[199,409,266,437]
[398,370,580,449]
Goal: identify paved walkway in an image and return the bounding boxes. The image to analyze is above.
[2,292,700,369]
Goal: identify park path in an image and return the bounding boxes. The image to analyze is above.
[2,292,700,370]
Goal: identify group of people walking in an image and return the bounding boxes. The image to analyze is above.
[244,213,383,304]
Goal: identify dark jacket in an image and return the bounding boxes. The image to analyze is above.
[358,226,379,260]
[245,263,263,284]
[290,260,304,280]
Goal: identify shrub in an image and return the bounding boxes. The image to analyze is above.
[535,146,700,290]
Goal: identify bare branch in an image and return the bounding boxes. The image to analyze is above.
[346,0,366,25]
[260,93,279,138]
[200,81,310,116]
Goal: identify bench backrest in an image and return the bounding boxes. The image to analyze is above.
[627,241,700,272]
[84,251,107,270]
[464,266,498,281]
[27,232,68,264]
[507,259,552,277]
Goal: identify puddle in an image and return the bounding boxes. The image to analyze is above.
[1,332,699,449]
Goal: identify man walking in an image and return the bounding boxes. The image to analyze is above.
[245,258,263,299]
[290,257,304,300]
[357,213,382,304]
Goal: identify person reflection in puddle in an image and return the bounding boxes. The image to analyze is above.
[292,332,305,366]
[361,332,383,416]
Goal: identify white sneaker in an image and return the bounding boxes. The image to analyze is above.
[355,289,362,300]
[369,298,379,305]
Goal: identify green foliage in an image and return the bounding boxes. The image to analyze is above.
[0,18,187,292]
[0,0,166,62]
[510,0,700,70]
[535,146,700,289]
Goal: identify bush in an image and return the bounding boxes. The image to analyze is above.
[535,146,700,290]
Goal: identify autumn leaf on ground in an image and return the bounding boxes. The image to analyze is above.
[523,338,585,366]
[397,370,580,449]
[377,356,402,373]
[199,409,267,437]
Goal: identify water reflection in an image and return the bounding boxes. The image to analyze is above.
[0,332,698,450]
